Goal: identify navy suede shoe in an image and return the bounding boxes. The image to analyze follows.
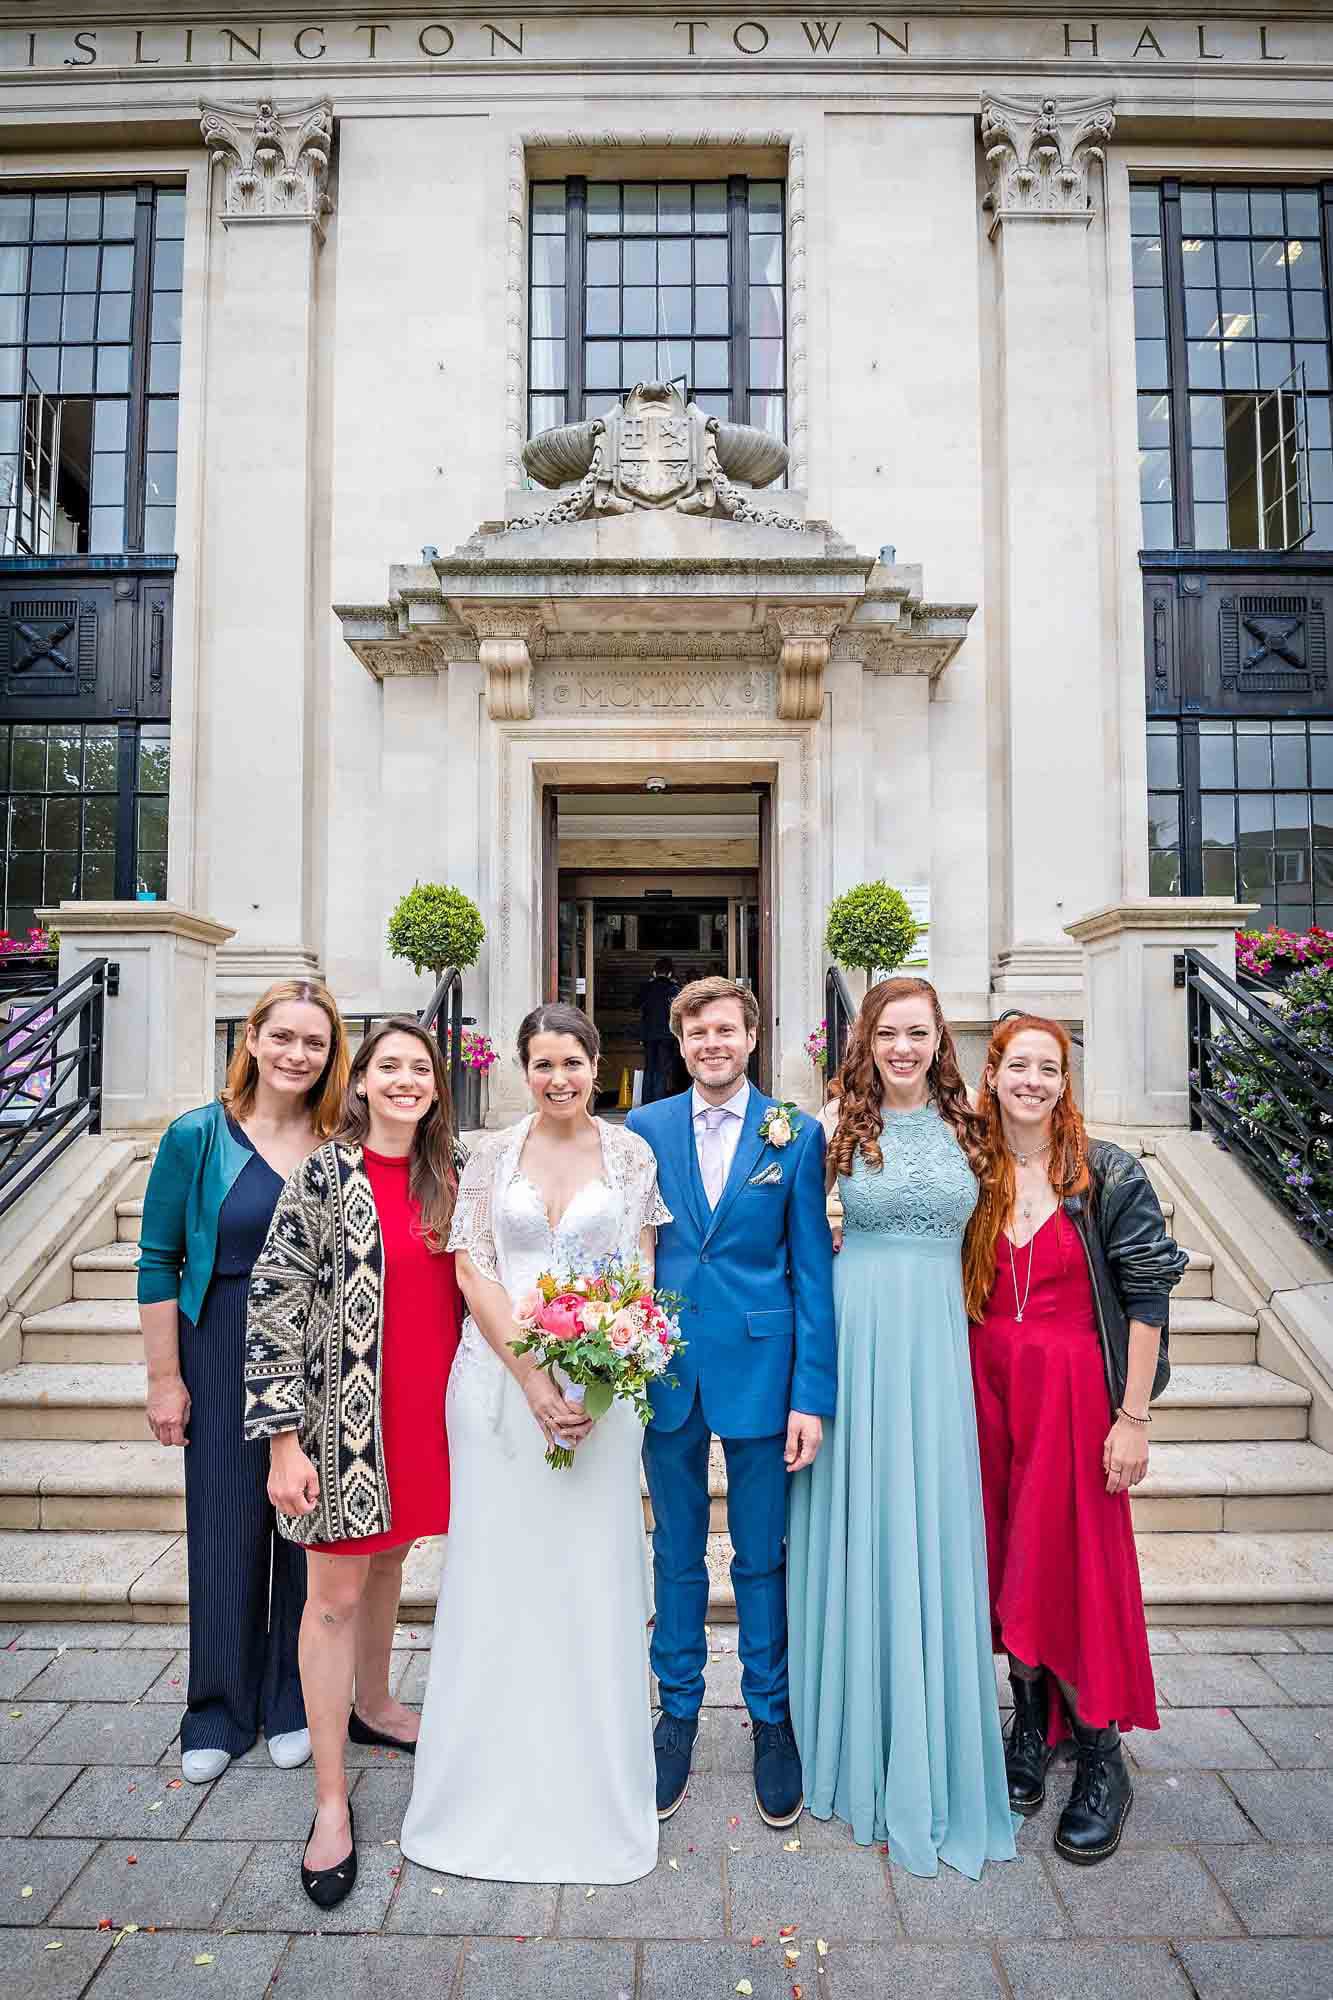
[752,1715,803,1828]
[653,1711,698,1820]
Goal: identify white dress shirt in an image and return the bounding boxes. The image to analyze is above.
[691,1076,750,1192]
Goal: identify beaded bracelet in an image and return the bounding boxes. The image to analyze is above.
[1117,1406,1151,1427]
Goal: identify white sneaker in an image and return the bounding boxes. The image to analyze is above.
[181,1747,231,1784]
[268,1727,312,1770]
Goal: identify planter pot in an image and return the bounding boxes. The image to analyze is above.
[454,1065,486,1132]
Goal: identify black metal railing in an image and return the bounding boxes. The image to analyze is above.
[0,957,112,1219]
[824,965,857,1087]
[0,955,59,1005]
[1181,945,1333,1250]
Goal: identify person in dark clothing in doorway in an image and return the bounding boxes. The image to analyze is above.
[639,958,681,1105]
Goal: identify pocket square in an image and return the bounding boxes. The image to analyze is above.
[749,1163,784,1187]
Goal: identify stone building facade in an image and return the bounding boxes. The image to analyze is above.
[1,3,1330,1117]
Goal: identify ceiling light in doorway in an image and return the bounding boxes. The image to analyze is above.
[645,775,668,793]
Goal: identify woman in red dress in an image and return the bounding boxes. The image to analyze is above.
[249,1018,462,1908]
[962,1016,1185,1867]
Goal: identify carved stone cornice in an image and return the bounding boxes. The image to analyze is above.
[767,605,844,721]
[200,98,334,236]
[460,607,547,720]
[981,94,1115,231]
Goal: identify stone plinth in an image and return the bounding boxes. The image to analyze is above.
[39,903,235,1136]
[1066,899,1258,1132]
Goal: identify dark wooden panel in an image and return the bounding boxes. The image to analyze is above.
[0,557,173,722]
[1143,553,1333,718]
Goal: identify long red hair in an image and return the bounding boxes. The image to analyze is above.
[962,1015,1090,1321]
[827,977,982,1180]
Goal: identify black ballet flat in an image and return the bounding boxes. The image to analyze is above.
[301,1804,357,1910]
[348,1710,417,1756]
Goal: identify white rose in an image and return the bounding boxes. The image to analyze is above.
[767,1115,792,1146]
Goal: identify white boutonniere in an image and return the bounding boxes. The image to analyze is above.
[759,1101,800,1148]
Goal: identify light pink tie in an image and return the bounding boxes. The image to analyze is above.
[700,1105,729,1209]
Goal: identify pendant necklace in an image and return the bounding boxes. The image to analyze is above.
[1007,1231,1036,1323]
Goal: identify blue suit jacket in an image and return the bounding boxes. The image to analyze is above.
[627,1087,836,1438]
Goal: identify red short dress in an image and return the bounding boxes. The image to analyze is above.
[310,1146,462,1557]
[968,1207,1158,1736]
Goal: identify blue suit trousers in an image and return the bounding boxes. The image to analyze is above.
[643,1387,788,1724]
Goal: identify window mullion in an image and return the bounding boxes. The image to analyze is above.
[123,184,154,553]
[566,176,587,422]
[113,723,136,899]
[1180,720,1204,895]
[1161,180,1195,550]
[727,175,749,426]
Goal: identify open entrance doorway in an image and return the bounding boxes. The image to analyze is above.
[541,782,773,1105]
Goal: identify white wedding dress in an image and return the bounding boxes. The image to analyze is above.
[400,1115,666,1885]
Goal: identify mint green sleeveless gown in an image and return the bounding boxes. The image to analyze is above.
[787,1106,1017,1879]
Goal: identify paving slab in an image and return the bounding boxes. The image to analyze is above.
[37,1765,209,1841]
[1220,1767,1333,1841]
[1199,1844,1333,1936]
[348,1761,414,1840]
[554,1845,724,1939]
[456,1939,632,2000]
[1125,1709,1275,1770]
[184,1768,315,1841]
[0,1764,79,1838]
[1178,1940,1333,1999]
[0,1703,67,1760]
[1151,1655,1292,1707]
[1177,1626,1302,1653]
[27,1701,179,1766]
[122,1623,189,1650]
[1290,1622,1333,1649]
[1050,1846,1241,1938]
[218,1838,400,1933]
[76,1926,286,2000]
[386,1861,557,1936]
[51,1839,249,1929]
[20,1650,172,1703]
[691,1705,754,1772]
[0,1925,111,1999]
[139,1653,188,1703]
[1258,1653,1333,1703]
[1000,1940,1194,1999]
[726,1844,898,1942]
[641,1939,827,2000]
[889,1854,1066,1941]
[11,1624,133,1649]
[0,1648,55,1697]
[1117,1772,1260,1845]
[0,1836,96,1923]
[1232,1705,1333,1768]
[820,1942,1006,1999]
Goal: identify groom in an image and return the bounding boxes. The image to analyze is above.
[628,976,836,1827]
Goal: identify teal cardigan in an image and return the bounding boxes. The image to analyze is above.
[137,1100,255,1324]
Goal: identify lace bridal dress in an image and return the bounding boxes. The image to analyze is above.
[400,1115,669,1885]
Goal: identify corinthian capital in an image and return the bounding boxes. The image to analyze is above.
[981,94,1115,227]
[201,98,334,235]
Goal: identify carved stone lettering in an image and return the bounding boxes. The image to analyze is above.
[536,668,777,716]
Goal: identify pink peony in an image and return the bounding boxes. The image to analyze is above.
[538,1293,587,1341]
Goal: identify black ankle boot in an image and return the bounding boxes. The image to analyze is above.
[1004,1674,1056,1816]
[1054,1720,1133,1865]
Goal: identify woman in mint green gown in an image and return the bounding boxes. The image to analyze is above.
[787,977,1017,1880]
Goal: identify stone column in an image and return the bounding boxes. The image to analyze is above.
[40,902,235,1135]
[196,100,332,1007]
[983,94,1117,1018]
[1065,898,1257,1133]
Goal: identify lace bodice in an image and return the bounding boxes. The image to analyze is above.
[498,1173,627,1300]
[839,1105,978,1241]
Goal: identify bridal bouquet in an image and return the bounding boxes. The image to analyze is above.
[510,1260,686,1469]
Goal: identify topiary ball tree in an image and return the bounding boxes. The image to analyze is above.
[825,881,918,976]
[386,883,485,978]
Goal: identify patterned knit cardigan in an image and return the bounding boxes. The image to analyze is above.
[243,1138,463,1548]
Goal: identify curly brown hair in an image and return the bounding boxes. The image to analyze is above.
[961,1015,1090,1321]
[827,978,982,1181]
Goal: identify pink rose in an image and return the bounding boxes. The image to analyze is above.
[515,1289,543,1322]
[538,1293,587,1341]
[608,1311,638,1351]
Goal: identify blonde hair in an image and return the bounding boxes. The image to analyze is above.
[670,976,760,1040]
[221,980,349,1138]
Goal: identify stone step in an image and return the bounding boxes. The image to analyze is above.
[0,1439,183,1531]
[1131,1440,1333,1533]
[117,1199,142,1245]
[1150,1364,1310,1442]
[1169,1296,1260,1367]
[1136,1530,1333,1622]
[19,1299,142,1365]
[71,1241,141,1300]
[0,1529,182,1619]
[0,1363,148,1440]
[1177,1245,1214,1301]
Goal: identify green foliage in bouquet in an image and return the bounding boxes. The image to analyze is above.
[825,881,919,975]
[386,882,485,977]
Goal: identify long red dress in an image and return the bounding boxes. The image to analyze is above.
[310,1147,462,1556]
[969,1207,1158,1735]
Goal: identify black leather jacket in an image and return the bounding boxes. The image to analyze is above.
[1062,1140,1188,1416]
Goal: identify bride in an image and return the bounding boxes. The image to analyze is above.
[401,1003,668,1884]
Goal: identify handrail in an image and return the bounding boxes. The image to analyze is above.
[0,955,110,1219]
[420,968,465,1126]
[824,965,857,1086]
[1180,944,1333,1249]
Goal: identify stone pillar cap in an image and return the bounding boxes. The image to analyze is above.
[1064,898,1260,943]
[38,901,236,947]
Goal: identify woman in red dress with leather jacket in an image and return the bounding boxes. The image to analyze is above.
[963,1015,1186,1867]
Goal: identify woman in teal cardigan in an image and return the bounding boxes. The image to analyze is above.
[138,979,349,1783]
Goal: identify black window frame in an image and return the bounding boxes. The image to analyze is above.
[527,173,786,438]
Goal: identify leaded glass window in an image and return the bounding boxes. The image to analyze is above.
[528,176,786,446]
[0,185,183,556]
